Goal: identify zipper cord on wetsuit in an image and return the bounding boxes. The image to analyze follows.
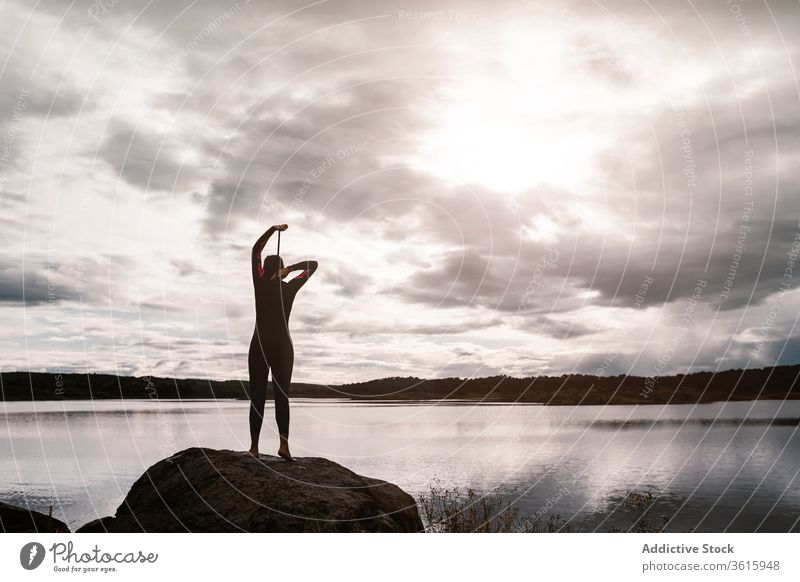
[277,230,281,259]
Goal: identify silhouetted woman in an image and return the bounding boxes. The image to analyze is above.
[247,224,318,461]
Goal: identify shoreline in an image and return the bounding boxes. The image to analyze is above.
[1,364,799,405]
[3,396,800,407]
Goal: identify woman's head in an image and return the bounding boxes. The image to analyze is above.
[263,255,284,279]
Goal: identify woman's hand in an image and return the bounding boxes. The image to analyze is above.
[273,224,288,231]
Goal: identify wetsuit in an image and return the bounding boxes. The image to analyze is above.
[248,234,316,442]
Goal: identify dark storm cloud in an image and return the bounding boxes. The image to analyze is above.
[0,259,94,305]
[171,259,205,277]
[565,74,800,312]
[100,122,197,192]
[0,252,158,309]
[766,335,800,367]
[200,77,441,233]
[321,266,372,298]
[528,316,597,340]
[0,70,85,126]
[294,314,506,337]
[403,317,505,335]
[0,275,63,305]
[401,248,505,309]
[562,0,799,46]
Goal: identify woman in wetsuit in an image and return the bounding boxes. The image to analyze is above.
[247,224,318,461]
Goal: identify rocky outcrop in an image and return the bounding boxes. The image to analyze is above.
[77,447,423,532]
[0,500,69,532]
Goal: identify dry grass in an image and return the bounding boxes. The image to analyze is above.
[417,478,521,533]
[418,480,669,533]
[618,490,671,533]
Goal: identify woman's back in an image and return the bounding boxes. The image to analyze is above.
[253,278,301,336]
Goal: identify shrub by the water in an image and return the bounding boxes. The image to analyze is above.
[417,478,523,533]
[418,481,669,533]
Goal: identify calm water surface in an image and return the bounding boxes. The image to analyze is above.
[1,399,799,532]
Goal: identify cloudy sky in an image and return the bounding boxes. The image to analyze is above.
[1,0,799,383]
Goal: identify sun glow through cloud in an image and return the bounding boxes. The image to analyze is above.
[414,29,611,194]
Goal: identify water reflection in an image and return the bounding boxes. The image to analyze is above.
[1,399,798,532]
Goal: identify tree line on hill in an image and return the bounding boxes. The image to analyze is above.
[2,364,799,405]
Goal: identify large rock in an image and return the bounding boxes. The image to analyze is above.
[77,447,423,532]
[0,500,69,532]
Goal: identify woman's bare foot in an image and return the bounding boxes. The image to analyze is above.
[246,447,260,458]
[277,435,294,461]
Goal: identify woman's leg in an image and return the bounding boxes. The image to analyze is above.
[270,341,294,460]
[247,335,269,455]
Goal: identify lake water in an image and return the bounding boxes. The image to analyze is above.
[1,399,799,532]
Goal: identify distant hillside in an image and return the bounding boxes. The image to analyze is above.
[330,365,800,404]
[0,372,319,402]
[2,365,800,405]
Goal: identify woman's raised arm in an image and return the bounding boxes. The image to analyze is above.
[251,224,287,280]
[285,260,318,290]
